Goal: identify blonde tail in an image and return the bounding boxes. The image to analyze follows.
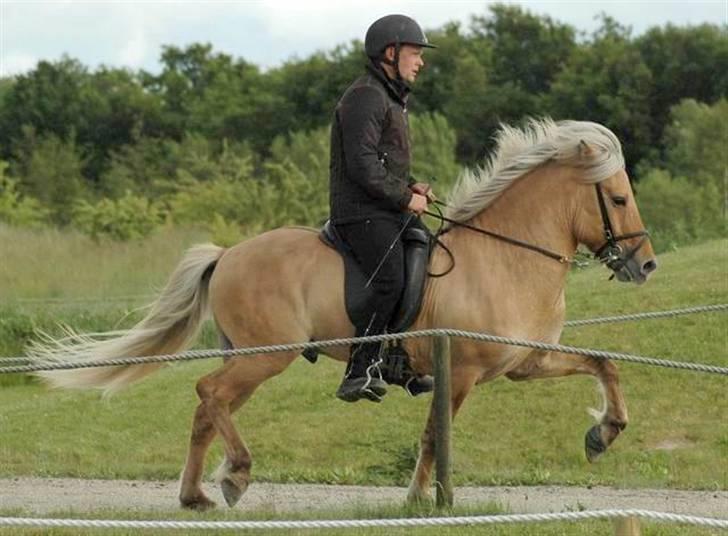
[30,244,225,395]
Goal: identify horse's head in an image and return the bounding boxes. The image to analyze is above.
[572,141,657,284]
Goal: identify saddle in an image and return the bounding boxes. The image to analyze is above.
[302,219,432,365]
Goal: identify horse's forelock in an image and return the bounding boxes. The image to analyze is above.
[446,119,625,222]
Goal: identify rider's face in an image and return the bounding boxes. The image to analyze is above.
[383,44,425,83]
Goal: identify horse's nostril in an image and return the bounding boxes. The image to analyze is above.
[642,259,657,274]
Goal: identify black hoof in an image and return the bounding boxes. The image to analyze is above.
[585,424,607,463]
[404,375,434,396]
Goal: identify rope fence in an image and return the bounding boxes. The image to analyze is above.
[2,304,725,370]
[1,325,726,376]
[0,509,726,530]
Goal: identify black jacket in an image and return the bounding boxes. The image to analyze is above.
[329,63,414,224]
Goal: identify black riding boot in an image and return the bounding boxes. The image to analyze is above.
[336,343,388,403]
[380,343,434,396]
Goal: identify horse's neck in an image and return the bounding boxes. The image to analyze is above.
[430,167,577,326]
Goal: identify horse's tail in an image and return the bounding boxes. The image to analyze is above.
[31,244,226,395]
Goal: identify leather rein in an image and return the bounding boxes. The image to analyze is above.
[425,184,649,278]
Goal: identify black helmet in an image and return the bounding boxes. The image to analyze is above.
[365,14,436,59]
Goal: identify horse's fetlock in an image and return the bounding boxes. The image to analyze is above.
[607,418,627,431]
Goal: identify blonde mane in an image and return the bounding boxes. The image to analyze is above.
[446,118,625,222]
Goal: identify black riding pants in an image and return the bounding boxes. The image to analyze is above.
[336,218,408,340]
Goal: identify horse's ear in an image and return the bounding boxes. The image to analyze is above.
[579,140,594,158]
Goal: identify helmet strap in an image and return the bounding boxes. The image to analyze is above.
[379,40,402,81]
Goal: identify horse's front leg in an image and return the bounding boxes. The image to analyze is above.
[506,351,628,462]
[407,367,479,504]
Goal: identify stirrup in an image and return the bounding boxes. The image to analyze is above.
[336,376,387,403]
[381,342,434,397]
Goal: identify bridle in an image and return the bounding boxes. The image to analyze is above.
[592,183,650,276]
[425,183,649,278]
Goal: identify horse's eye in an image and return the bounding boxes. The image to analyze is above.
[612,196,627,207]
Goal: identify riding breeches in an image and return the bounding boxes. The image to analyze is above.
[335,218,407,338]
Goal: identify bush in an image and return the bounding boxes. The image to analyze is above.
[11,128,87,225]
[0,161,48,228]
[637,168,725,251]
[72,191,164,241]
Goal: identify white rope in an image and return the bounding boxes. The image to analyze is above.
[563,303,728,327]
[0,509,726,530]
[2,327,726,376]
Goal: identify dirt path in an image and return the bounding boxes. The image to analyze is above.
[1,478,726,517]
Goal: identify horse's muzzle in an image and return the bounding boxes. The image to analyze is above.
[613,254,658,284]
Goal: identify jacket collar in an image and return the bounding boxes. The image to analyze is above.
[366,61,410,106]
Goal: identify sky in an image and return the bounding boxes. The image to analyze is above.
[0,0,726,78]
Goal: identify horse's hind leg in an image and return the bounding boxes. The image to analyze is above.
[179,331,238,510]
[506,351,628,462]
[187,351,298,508]
[407,367,480,504]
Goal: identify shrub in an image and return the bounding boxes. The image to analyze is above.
[637,168,725,252]
[0,161,48,228]
[72,191,164,241]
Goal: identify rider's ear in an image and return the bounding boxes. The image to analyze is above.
[579,140,594,158]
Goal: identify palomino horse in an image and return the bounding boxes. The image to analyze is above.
[33,119,657,510]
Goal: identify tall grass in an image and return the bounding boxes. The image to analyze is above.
[0,224,209,300]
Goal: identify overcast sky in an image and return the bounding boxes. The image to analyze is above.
[1,0,726,77]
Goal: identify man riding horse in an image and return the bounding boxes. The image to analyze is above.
[329,14,437,403]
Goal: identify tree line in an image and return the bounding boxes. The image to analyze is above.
[0,4,725,250]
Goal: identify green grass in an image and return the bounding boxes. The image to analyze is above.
[0,503,723,536]
[0,231,726,491]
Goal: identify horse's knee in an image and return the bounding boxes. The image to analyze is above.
[195,376,215,402]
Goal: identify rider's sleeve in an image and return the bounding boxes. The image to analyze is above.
[338,86,413,211]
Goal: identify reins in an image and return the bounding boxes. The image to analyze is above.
[423,200,573,278]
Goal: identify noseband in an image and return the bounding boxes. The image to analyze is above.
[593,184,650,274]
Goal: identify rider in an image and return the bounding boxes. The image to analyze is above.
[329,14,436,403]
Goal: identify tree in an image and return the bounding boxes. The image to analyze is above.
[548,16,654,173]
[470,4,576,94]
[636,23,728,150]
[0,161,48,228]
[661,98,728,187]
[0,57,88,160]
[10,128,87,225]
[409,112,461,192]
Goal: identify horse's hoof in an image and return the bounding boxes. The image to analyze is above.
[221,477,248,507]
[585,424,607,463]
[407,490,434,506]
[180,495,217,511]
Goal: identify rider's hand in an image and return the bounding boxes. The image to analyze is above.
[410,182,437,203]
[407,193,428,215]
[410,182,431,195]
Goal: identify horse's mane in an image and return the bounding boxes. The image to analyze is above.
[446,118,625,223]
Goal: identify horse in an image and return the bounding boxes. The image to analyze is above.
[32,119,657,510]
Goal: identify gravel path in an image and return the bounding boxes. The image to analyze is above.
[1,478,726,517]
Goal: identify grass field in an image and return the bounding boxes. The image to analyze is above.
[0,230,726,494]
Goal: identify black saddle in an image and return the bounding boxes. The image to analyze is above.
[302,219,432,364]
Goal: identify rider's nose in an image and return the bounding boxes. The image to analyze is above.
[641,259,657,276]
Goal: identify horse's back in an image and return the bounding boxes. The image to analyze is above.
[209,227,351,349]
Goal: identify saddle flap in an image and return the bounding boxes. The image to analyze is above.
[318,219,432,334]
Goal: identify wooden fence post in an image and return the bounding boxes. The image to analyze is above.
[614,516,641,535]
[433,335,453,508]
